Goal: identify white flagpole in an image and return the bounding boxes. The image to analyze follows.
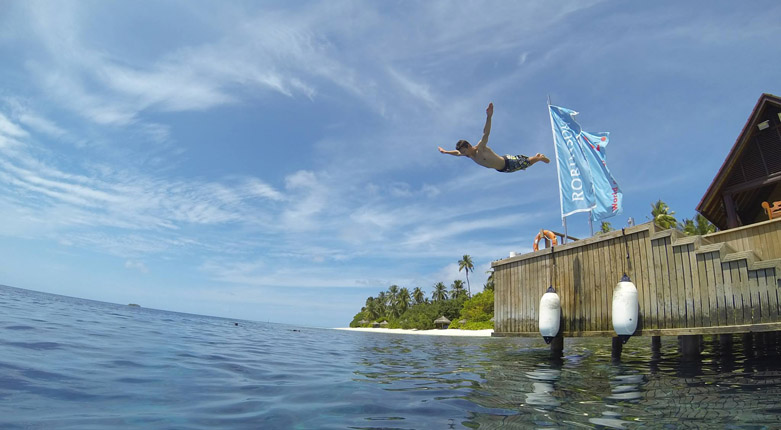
[589,214,594,237]
[548,95,568,244]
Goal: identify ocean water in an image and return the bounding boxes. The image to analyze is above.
[2,285,781,429]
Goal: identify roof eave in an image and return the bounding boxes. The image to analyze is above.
[697,94,781,217]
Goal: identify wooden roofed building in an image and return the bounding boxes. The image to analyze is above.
[698,93,781,229]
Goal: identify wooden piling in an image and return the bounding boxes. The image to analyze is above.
[611,336,623,360]
[651,336,661,352]
[679,335,701,360]
[550,333,563,358]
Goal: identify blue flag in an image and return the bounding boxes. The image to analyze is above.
[549,105,596,218]
[581,131,623,221]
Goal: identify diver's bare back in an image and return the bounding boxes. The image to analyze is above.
[468,145,505,170]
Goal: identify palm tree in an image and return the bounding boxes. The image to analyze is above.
[650,199,677,229]
[458,255,474,296]
[695,214,717,235]
[432,282,448,302]
[397,287,411,316]
[376,291,388,319]
[484,269,495,292]
[600,221,612,233]
[387,285,399,303]
[364,297,379,321]
[451,279,466,300]
[412,287,426,305]
[680,214,717,236]
[386,285,399,317]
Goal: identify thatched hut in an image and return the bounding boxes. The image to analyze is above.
[434,315,451,329]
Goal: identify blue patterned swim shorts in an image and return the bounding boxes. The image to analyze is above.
[498,155,531,173]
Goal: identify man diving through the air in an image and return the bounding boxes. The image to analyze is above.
[438,102,549,172]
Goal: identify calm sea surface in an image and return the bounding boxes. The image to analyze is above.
[2,285,781,429]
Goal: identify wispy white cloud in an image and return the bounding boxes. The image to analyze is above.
[0,113,29,138]
[124,260,149,274]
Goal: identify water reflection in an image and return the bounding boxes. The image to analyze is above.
[606,373,644,402]
[524,367,561,408]
[348,332,781,429]
[586,366,645,429]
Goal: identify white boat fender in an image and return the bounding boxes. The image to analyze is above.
[539,285,561,344]
[612,273,638,344]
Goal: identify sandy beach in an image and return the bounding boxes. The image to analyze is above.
[335,327,493,337]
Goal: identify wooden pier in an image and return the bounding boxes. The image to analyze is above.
[491,93,781,358]
[491,219,781,341]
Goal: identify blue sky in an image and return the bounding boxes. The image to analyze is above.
[0,1,779,328]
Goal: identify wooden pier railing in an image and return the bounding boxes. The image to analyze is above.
[492,219,781,337]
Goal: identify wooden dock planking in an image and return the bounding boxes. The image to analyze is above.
[586,243,596,333]
[599,240,611,332]
[518,259,524,332]
[765,267,777,321]
[639,230,654,330]
[660,236,674,329]
[734,260,748,324]
[758,267,772,324]
[676,245,692,328]
[561,249,572,334]
[492,220,781,337]
[672,241,687,328]
[688,243,704,328]
[651,237,664,329]
[748,268,760,324]
[700,252,715,326]
[533,257,543,332]
[724,260,738,326]
[626,233,646,330]
[665,237,681,328]
[713,252,728,326]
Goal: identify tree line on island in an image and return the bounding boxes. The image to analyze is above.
[351,200,716,331]
[350,255,495,330]
[599,199,716,235]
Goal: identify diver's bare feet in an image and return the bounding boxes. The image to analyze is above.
[534,153,550,164]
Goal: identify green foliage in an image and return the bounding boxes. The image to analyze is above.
[351,288,487,330]
[651,199,677,229]
[412,287,426,305]
[437,294,468,321]
[397,303,439,330]
[432,282,448,302]
[648,199,717,236]
[449,319,494,330]
[680,214,717,236]
[350,255,496,330]
[459,290,494,322]
[484,270,494,292]
[600,221,613,233]
[458,254,474,295]
[349,311,368,327]
[363,296,380,320]
[450,279,468,300]
[449,290,494,329]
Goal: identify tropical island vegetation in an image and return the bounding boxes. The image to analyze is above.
[599,199,716,235]
[349,255,495,330]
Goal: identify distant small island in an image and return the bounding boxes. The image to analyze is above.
[128,303,141,307]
